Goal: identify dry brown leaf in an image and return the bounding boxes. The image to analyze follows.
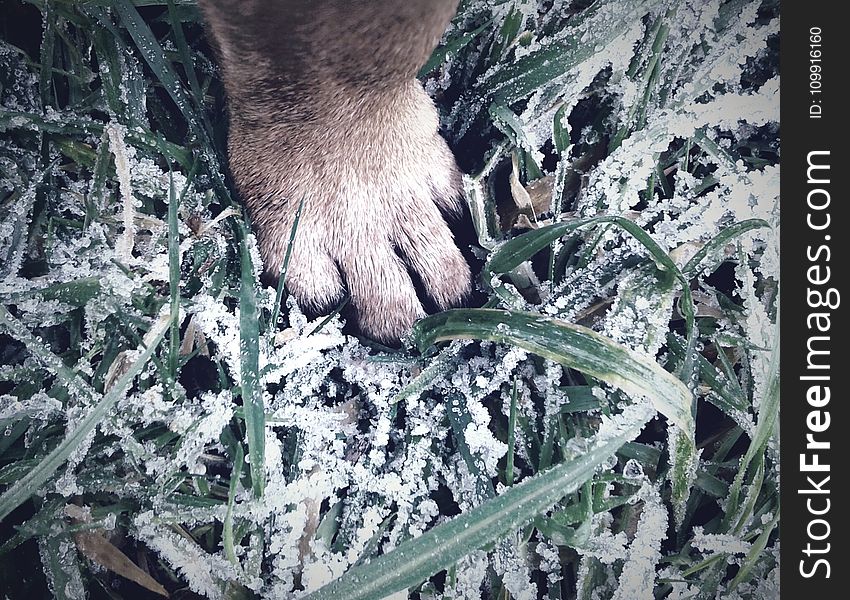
[67,505,169,597]
[74,531,169,597]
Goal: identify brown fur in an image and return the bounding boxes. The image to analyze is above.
[198,0,471,343]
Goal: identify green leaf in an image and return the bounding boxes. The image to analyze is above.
[39,520,87,600]
[269,197,304,334]
[167,172,181,378]
[485,212,699,416]
[111,0,231,202]
[728,507,780,590]
[446,392,495,501]
[553,103,570,155]
[223,443,244,566]
[505,379,518,486]
[724,330,779,534]
[667,333,749,417]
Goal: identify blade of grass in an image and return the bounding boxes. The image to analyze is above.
[682,219,769,278]
[111,0,231,203]
[608,11,671,153]
[0,108,193,167]
[392,343,462,405]
[269,198,304,333]
[419,18,493,77]
[667,333,749,417]
[505,379,518,486]
[420,305,700,525]
[722,326,779,533]
[165,0,212,138]
[485,211,699,428]
[238,224,265,499]
[223,443,244,566]
[488,5,524,63]
[39,521,87,600]
[413,308,694,436]
[165,154,199,379]
[0,277,101,307]
[167,172,180,378]
[1,159,58,280]
[446,392,495,501]
[478,0,653,106]
[728,507,779,591]
[308,296,350,337]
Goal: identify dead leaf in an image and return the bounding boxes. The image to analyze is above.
[67,505,169,597]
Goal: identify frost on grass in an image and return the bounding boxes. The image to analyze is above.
[0,1,778,599]
[611,483,667,600]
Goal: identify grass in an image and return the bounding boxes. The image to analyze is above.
[0,0,779,599]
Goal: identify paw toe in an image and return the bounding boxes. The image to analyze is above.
[395,214,472,311]
[284,247,346,316]
[341,244,426,344]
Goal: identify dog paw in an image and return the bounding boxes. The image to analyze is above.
[228,81,471,344]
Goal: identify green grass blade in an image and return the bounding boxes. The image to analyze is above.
[479,0,653,106]
[488,5,524,63]
[413,308,694,435]
[723,332,779,533]
[302,404,654,600]
[0,308,172,521]
[0,277,102,308]
[308,296,350,336]
[38,0,56,109]
[111,0,230,202]
[1,159,58,280]
[269,198,304,333]
[419,18,492,77]
[668,425,698,529]
[608,11,671,153]
[0,305,95,402]
[486,213,698,410]
[505,379,518,486]
[165,0,213,139]
[223,443,244,566]
[39,523,86,600]
[238,225,265,499]
[167,173,181,377]
[446,392,495,501]
[0,108,193,167]
[667,334,749,417]
[392,345,460,404]
[683,219,770,278]
[110,0,203,133]
[728,507,779,591]
[486,216,643,276]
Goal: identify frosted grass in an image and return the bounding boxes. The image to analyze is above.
[0,1,778,598]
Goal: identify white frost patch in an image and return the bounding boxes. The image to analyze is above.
[691,527,752,556]
[612,483,667,600]
[106,122,138,263]
[134,514,240,600]
[493,539,537,600]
